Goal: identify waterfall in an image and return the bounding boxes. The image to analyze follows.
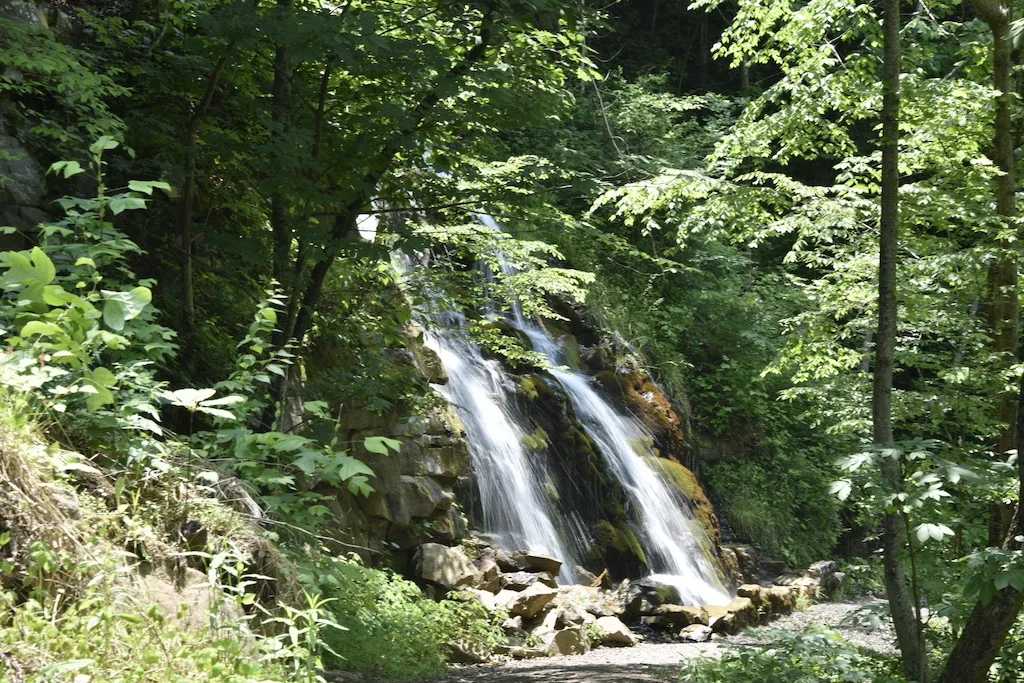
[512,317,731,605]
[422,309,584,584]
[407,216,731,605]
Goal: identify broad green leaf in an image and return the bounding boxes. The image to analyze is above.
[364,436,401,455]
[128,180,172,195]
[20,320,63,337]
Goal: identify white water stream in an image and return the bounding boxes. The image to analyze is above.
[409,216,731,604]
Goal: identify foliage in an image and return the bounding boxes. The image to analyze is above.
[296,553,506,680]
[678,627,905,683]
[0,17,126,152]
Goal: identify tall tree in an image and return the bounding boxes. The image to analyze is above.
[875,0,928,679]
[937,0,1024,679]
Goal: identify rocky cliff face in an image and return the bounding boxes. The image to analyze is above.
[322,300,727,585]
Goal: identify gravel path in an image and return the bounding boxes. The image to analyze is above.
[390,600,895,683]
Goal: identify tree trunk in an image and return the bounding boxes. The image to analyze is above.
[876,0,928,680]
[938,378,1024,683]
[270,0,293,352]
[937,3,1023,680]
[179,48,233,356]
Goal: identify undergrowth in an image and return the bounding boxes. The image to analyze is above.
[678,628,905,683]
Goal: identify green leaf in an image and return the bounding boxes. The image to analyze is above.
[364,436,401,455]
[89,136,119,154]
[128,180,172,195]
[20,320,63,337]
[49,160,85,178]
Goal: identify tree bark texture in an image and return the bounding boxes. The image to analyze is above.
[876,0,928,680]
[938,2,1024,680]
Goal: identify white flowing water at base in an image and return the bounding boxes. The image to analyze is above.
[424,311,582,584]
[515,317,731,605]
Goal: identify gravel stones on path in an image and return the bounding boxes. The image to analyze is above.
[387,600,894,683]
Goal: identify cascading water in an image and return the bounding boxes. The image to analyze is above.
[405,214,731,603]
[422,307,584,584]
[510,311,731,605]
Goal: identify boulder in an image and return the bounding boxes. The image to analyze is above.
[447,640,489,663]
[655,604,709,627]
[725,596,758,631]
[542,626,590,656]
[360,476,451,525]
[640,615,674,630]
[595,616,637,646]
[704,605,730,632]
[635,576,683,605]
[514,551,563,575]
[767,586,797,614]
[736,583,768,611]
[414,543,477,589]
[807,560,843,596]
[532,606,564,637]
[679,624,713,643]
[494,548,525,572]
[474,557,501,592]
[790,576,820,599]
[503,571,545,591]
[458,588,500,611]
[504,583,558,619]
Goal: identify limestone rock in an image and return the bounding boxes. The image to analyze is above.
[473,557,501,592]
[737,583,768,611]
[414,543,477,589]
[767,586,796,614]
[655,604,708,627]
[704,605,730,632]
[503,570,544,591]
[635,576,682,605]
[494,548,525,572]
[595,616,637,646]
[458,588,500,611]
[0,130,43,207]
[679,624,713,643]
[542,626,590,656]
[514,551,562,575]
[447,640,489,663]
[725,596,758,631]
[503,583,558,619]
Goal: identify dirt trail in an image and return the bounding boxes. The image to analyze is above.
[410,601,893,683]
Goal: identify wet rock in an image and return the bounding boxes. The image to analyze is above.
[514,551,562,575]
[414,543,477,589]
[595,616,637,646]
[636,576,682,605]
[655,604,709,627]
[679,624,713,643]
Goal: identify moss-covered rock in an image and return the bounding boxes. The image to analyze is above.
[646,457,721,547]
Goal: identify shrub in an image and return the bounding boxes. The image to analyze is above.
[297,554,506,680]
[678,628,904,683]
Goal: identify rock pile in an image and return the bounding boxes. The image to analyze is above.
[412,541,845,660]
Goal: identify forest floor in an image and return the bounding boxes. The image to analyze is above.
[409,600,892,683]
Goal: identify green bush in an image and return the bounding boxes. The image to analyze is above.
[678,628,904,683]
[297,554,506,680]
